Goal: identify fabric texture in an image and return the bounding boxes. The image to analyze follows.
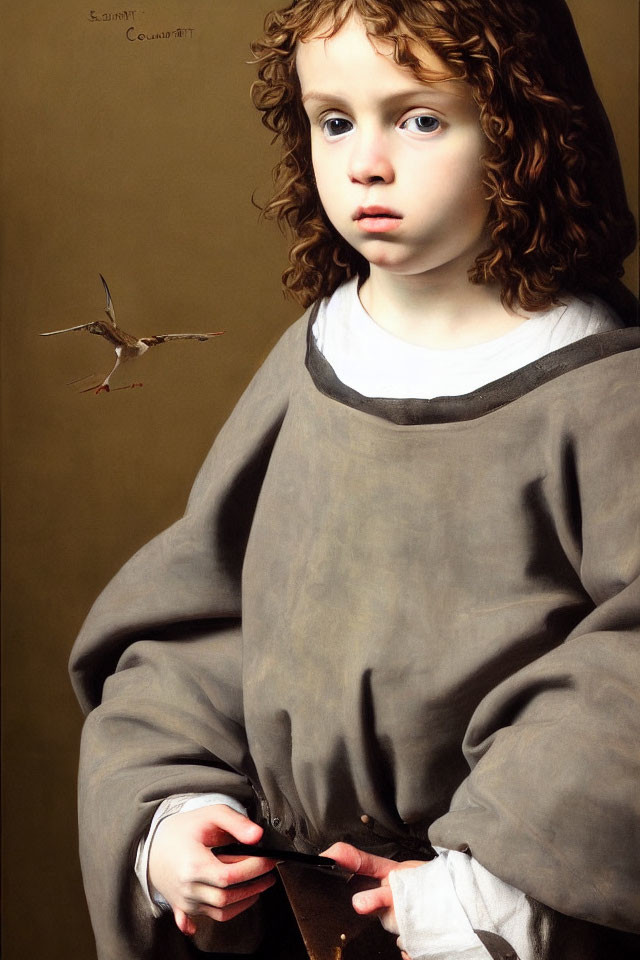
[134,284,621,953]
[389,856,493,960]
[389,848,549,960]
[71,306,640,960]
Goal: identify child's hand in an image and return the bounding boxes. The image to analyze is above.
[148,803,277,937]
[322,842,423,960]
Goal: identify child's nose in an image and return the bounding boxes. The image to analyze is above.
[347,133,394,185]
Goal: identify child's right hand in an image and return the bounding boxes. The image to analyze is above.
[148,803,277,936]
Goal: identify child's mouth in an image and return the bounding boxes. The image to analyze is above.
[353,206,402,233]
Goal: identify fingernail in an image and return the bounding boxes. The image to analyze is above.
[352,893,366,909]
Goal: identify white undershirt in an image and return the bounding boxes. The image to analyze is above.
[137,280,621,959]
[312,276,619,399]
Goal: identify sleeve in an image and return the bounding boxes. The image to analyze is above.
[69,318,307,960]
[390,851,536,960]
[428,357,640,948]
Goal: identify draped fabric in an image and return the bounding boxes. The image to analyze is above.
[71,313,640,958]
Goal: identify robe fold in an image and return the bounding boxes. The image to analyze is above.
[70,308,640,959]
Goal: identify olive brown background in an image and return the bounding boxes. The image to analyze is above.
[1,1,637,957]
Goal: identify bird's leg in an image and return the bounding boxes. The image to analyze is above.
[95,355,121,394]
[81,378,143,395]
[110,381,144,391]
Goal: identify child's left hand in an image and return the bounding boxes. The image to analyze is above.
[321,842,424,960]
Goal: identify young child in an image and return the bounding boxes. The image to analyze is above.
[70,2,640,959]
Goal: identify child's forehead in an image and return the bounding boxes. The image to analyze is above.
[296,13,466,98]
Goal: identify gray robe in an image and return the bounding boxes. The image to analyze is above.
[70,307,640,959]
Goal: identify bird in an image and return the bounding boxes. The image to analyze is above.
[41,274,225,393]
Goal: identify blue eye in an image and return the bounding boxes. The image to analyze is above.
[322,117,353,138]
[402,115,440,134]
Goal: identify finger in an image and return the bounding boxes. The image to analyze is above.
[174,908,197,936]
[199,806,264,847]
[321,842,394,879]
[397,936,411,960]
[189,871,276,909]
[194,893,261,924]
[216,853,278,870]
[206,853,277,888]
[390,859,426,873]
[352,885,394,915]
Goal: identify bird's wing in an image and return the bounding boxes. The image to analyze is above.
[41,323,96,336]
[41,318,132,347]
[140,331,225,345]
[99,274,117,326]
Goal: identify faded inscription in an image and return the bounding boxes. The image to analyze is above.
[126,26,194,41]
[87,9,194,43]
[89,9,138,21]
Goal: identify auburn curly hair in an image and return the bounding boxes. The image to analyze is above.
[251,0,636,317]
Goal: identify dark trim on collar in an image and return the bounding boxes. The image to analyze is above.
[304,301,640,425]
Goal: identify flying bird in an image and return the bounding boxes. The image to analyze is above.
[41,275,224,393]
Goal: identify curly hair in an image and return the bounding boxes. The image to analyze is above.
[251,0,636,315]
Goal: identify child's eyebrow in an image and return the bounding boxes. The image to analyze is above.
[301,85,464,110]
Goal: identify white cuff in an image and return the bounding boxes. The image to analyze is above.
[436,849,535,960]
[134,793,248,916]
[390,856,493,960]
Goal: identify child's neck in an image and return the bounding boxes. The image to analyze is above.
[359,265,527,350]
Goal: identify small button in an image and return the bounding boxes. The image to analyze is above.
[360,814,371,825]
[272,816,281,828]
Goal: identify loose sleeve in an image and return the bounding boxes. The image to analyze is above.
[428,358,640,944]
[390,850,537,960]
[69,317,306,960]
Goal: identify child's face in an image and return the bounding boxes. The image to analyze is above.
[297,16,489,280]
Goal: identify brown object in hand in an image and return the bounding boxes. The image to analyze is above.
[278,861,399,960]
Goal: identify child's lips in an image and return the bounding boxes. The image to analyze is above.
[353,205,403,233]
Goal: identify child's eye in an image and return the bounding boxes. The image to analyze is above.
[401,115,441,134]
[321,117,353,139]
